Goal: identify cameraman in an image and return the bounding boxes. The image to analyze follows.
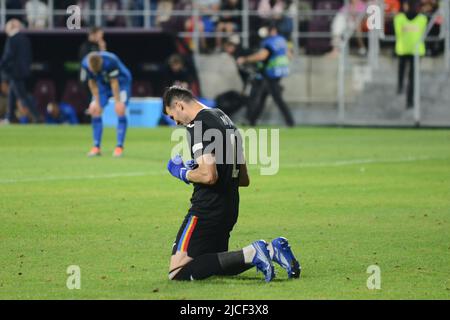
[237,22,295,127]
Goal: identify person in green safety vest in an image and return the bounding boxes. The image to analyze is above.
[394,0,428,109]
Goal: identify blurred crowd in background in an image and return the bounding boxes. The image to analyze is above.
[0,0,446,125]
[4,1,442,51]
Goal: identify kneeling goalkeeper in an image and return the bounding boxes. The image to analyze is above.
[164,86,300,282]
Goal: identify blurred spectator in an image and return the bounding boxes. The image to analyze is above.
[258,0,285,21]
[223,34,253,86]
[102,0,125,27]
[158,0,192,33]
[329,0,367,57]
[6,0,26,22]
[384,0,401,34]
[385,0,401,14]
[394,0,427,108]
[156,0,174,29]
[215,0,242,51]
[257,0,293,40]
[297,0,313,34]
[79,27,107,61]
[420,0,439,15]
[0,19,39,124]
[0,74,7,119]
[124,0,158,27]
[54,0,91,27]
[25,0,49,29]
[77,0,93,27]
[420,0,441,56]
[162,54,197,94]
[128,0,145,27]
[45,102,79,125]
[279,0,295,40]
[185,0,220,51]
[216,35,254,117]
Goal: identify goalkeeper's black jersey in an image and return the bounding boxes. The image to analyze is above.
[186,108,242,224]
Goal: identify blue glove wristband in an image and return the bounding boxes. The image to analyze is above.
[180,168,190,184]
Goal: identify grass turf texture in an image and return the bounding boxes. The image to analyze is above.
[0,125,449,300]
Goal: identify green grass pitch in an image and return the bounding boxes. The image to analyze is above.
[0,125,449,299]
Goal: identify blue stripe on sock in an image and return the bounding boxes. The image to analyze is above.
[117,116,127,148]
[92,117,103,148]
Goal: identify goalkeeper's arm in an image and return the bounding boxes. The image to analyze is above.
[186,154,218,186]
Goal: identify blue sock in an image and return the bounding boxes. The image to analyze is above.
[92,117,103,148]
[117,116,127,148]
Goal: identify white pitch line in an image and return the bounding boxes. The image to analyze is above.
[282,155,440,168]
[0,156,444,185]
[0,171,165,184]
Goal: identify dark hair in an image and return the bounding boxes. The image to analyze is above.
[162,86,195,114]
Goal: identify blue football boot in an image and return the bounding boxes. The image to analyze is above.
[271,237,301,279]
[251,240,275,282]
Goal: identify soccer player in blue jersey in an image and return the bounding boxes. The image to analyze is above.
[81,51,132,157]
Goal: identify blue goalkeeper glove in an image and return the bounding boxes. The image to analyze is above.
[167,155,190,184]
[185,159,198,170]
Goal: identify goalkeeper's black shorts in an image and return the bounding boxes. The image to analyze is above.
[171,213,235,258]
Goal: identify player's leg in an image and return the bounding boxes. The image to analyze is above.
[247,79,268,126]
[7,80,31,122]
[168,215,274,282]
[87,97,105,157]
[266,78,295,127]
[214,228,254,276]
[171,240,274,282]
[266,78,294,126]
[6,80,17,122]
[169,214,196,278]
[13,80,38,123]
[113,86,130,157]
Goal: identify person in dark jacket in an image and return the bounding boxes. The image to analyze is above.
[79,27,107,100]
[0,19,38,124]
[162,54,196,93]
[78,27,107,61]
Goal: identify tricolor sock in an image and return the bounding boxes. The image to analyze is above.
[116,116,127,148]
[172,251,253,281]
[92,117,103,148]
